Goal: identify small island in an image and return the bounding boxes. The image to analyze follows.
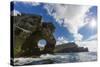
[54,42,88,53]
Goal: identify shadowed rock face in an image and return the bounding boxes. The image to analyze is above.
[12,13,56,57]
[54,42,88,53]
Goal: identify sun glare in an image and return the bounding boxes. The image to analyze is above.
[89,19,96,28]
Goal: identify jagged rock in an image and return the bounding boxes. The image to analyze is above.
[54,42,88,53]
[12,13,56,57]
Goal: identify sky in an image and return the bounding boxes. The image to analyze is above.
[11,1,97,52]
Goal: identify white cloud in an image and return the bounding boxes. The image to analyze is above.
[44,4,92,41]
[74,33,83,42]
[11,10,21,16]
[22,2,40,6]
[76,40,97,52]
[44,4,97,52]
[86,34,97,41]
[86,18,97,29]
[31,2,40,6]
[56,36,68,45]
[76,34,97,52]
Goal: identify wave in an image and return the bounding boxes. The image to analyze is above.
[13,52,97,66]
[14,54,57,65]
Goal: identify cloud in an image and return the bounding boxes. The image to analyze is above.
[44,3,92,41]
[76,34,97,52]
[86,18,97,29]
[74,33,83,42]
[86,34,97,41]
[11,10,21,16]
[31,2,40,6]
[44,4,97,52]
[56,36,68,45]
[76,40,97,52]
[22,2,40,6]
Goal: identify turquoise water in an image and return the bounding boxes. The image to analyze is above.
[14,52,97,66]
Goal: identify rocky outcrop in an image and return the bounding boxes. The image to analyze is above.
[12,13,56,57]
[54,42,88,53]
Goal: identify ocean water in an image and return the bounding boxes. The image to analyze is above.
[13,52,97,66]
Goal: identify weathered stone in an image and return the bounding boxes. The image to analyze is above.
[54,42,88,53]
[13,13,56,57]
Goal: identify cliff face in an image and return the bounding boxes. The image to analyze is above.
[54,42,88,53]
[12,13,56,57]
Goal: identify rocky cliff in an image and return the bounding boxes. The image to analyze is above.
[54,42,88,53]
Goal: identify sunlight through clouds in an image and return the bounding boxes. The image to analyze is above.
[89,18,97,28]
[43,3,92,42]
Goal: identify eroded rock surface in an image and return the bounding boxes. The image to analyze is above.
[12,13,56,57]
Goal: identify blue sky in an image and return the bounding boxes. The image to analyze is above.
[11,2,97,47]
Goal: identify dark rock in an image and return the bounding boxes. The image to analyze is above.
[54,42,88,53]
[12,13,56,57]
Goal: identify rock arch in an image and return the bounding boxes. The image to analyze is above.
[13,13,56,57]
[20,30,56,57]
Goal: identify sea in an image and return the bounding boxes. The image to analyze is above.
[13,52,97,66]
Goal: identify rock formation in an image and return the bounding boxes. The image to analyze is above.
[12,13,56,57]
[54,42,88,53]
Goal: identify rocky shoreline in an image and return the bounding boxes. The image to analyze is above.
[54,42,88,53]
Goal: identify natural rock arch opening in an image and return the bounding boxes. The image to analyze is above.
[13,13,56,57]
[38,39,47,51]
